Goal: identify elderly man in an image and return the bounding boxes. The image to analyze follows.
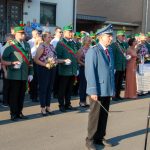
[2,26,33,121]
[85,24,115,150]
[111,30,128,101]
[55,25,78,112]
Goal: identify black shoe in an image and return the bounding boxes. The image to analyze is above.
[1,103,8,107]
[138,93,144,96]
[11,115,18,121]
[79,103,90,108]
[18,113,28,119]
[59,106,66,112]
[112,97,120,101]
[86,138,96,150]
[46,109,55,115]
[117,96,124,100]
[65,105,77,111]
[94,139,113,147]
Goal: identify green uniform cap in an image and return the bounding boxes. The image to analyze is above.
[90,33,95,38]
[14,26,24,33]
[81,33,87,38]
[74,32,81,38]
[146,32,150,37]
[117,30,125,36]
[126,34,132,39]
[134,33,140,37]
[63,25,73,31]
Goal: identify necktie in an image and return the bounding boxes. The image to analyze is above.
[105,49,110,61]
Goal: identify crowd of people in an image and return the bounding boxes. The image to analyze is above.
[0,20,150,149]
[0,21,150,119]
[0,22,149,114]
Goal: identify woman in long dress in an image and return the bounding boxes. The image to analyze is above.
[125,38,137,99]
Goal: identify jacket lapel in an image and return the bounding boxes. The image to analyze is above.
[15,40,26,51]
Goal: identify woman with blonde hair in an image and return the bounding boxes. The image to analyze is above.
[34,32,70,115]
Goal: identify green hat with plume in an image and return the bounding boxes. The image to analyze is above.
[74,32,81,38]
[134,33,140,37]
[14,26,24,33]
[116,30,125,36]
[63,25,73,31]
[90,33,96,38]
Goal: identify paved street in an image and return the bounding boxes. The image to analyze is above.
[0,94,150,150]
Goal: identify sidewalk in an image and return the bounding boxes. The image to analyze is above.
[0,95,150,150]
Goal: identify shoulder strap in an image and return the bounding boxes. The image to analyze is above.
[10,43,30,65]
[115,42,125,56]
[59,41,76,57]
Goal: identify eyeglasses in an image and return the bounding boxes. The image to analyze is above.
[59,31,63,33]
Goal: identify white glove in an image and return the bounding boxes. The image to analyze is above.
[114,69,116,74]
[76,70,79,76]
[28,75,33,82]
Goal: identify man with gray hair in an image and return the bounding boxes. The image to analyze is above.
[85,24,115,149]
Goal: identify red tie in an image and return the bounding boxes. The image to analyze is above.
[105,49,110,61]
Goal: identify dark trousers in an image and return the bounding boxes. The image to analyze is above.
[29,62,38,100]
[58,75,74,107]
[72,75,79,96]
[38,65,56,107]
[2,78,9,105]
[79,66,87,103]
[87,97,110,141]
[53,66,59,97]
[115,70,125,98]
[7,80,26,116]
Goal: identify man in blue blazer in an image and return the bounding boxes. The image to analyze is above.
[85,24,115,150]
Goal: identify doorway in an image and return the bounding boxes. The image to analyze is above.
[0,0,24,42]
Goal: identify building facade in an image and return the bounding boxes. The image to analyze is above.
[23,0,75,32]
[0,0,75,42]
[76,0,150,34]
[0,0,24,42]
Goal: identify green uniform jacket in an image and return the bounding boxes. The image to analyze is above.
[2,40,33,80]
[110,40,128,71]
[55,38,78,76]
[72,40,81,51]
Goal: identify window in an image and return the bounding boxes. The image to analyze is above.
[40,2,56,26]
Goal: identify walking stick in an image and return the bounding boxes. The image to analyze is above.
[144,103,150,150]
[97,101,111,116]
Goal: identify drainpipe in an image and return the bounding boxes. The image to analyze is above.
[145,0,149,33]
[72,0,76,32]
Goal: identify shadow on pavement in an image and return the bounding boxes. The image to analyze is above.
[111,94,150,106]
[108,128,150,146]
[0,106,81,125]
[0,95,80,112]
